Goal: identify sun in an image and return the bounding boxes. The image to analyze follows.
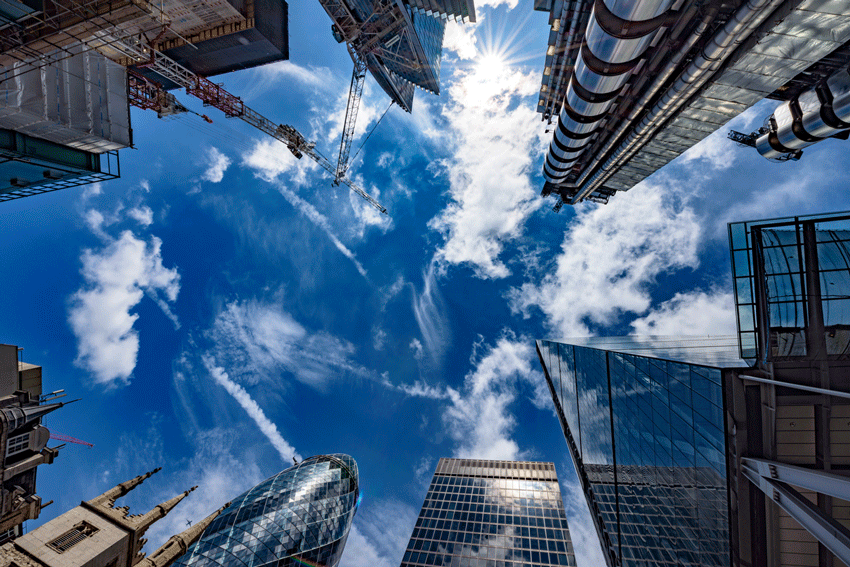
[475,52,507,77]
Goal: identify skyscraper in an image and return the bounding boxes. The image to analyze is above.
[400,458,577,567]
[537,210,850,566]
[534,0,850,206]
[173,454,359,567]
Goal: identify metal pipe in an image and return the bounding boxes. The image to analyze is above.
[578,0,786,199]
[543,0,674,183]
[756,65,850,159]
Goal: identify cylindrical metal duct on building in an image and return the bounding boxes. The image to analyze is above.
[756,66,850,160]
[543,0,674,183]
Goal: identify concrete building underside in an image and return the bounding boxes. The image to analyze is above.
[535,0,850,206]
[0,0,288,199]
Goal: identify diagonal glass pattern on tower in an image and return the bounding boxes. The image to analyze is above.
[173,454,359,567]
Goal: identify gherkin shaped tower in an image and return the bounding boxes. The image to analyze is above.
[173,454,359,567]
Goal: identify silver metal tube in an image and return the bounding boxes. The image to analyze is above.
[543,0,674,183]
[578,0,785,197]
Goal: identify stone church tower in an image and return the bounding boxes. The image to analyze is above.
[0,467,228,567]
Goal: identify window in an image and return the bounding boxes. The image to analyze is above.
[6,433,28,458]
[47,521,99,553]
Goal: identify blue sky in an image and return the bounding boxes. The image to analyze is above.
[4,0,850,566]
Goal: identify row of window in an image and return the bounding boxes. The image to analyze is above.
[410,526,568,542]
[406,533,571,553]
[417,510,566,528]
[402,549,573,566]
[416,516,568,533]
[421,498,562,514]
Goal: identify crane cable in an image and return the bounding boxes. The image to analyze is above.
[347,100,393,169]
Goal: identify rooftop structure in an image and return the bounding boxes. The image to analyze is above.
[534,0,850,207]
[173,454,359,567]
[537,210,850,566]
[400,458,576,567]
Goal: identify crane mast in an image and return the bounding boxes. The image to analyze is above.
[114,33,387,214]
[336,45,368,181]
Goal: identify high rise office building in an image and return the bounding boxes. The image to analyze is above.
[400,458,576,567]
[173,454,359,567]
[537,210,850,566]
[534,0,850,206]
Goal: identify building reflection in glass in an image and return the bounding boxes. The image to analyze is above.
[401,458,577,567]
[173,454,359,567]
[538,340,732,567]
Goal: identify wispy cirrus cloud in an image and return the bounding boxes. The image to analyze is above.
[412,260,451,368]
[209,298,373,392]
[68,230,180,386]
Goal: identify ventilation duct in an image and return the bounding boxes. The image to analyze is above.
[543,0,674,183]
[756,66,850,159]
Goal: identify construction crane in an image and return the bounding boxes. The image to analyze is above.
[49,433,94,448]
[115,34,387,214]
[325,0,414,181]
[335,45,368,182]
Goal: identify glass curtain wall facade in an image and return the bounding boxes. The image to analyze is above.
[729,212,850,361]
[400,458,576,567]
[173,454,359,567]
[536,341,730,567]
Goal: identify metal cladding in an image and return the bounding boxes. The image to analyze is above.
[543,0,674,183]
[756,66,850,159]
[173,454,359,567]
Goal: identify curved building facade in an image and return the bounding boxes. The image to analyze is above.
[173,454,359,567]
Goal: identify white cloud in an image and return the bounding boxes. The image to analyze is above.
[202,356,301,464]
[444,22,479,59]
[128,205,154,227]
[210,299,372,391]
[428,56,545,278]
[560,468,608,567]
[202,147,231,183]
[258,61,336,91]
[443,333,541,460]
[509,181,701,337]
[630,290,737,336]
[409,338,425,360]
[242,138,317,186]
[69,230,180,386]
[341,500,418,567]
[412,260,451,367]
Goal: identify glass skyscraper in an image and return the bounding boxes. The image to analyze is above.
[536,339,737,567]
[400,458,576,567]
[536,211,850,567]
[173,454,359,567]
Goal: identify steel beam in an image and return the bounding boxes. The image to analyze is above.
[743,458,850,501]
[743,467,850,566]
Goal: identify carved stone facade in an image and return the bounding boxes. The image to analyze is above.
[0,344,69,542]
[0,468,228,567]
